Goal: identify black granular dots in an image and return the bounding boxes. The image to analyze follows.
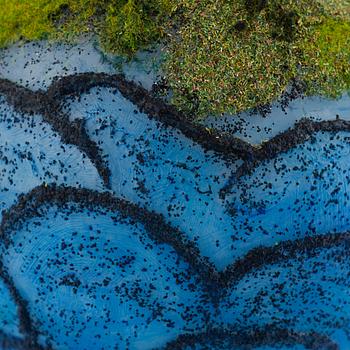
[0,70,349,349]
[1,73,350,189]
[0,78,110,188]
[164,326,338,350]
[0,184,218,288]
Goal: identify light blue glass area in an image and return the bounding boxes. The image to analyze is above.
[204,93,350,144]
[0,39,114,91]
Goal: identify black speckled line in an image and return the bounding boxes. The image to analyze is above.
[1,74,349,192]
[0,263,47,350]
[220,117,350,198]
[0,184,219,289]
[163,325,338,350]
[47,72,256,161]
[0,78,111,188]
[2,184,350,293]
[219,231,350,289]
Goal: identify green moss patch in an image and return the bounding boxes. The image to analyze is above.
[301,18,350,98]
[164,0,350,117]
[0,0,174,55]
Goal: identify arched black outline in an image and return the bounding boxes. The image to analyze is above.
[0,184,217,348]
[219,231,349,288]
[0,79,111,188]
[0,265,47,350]
[46,73,256,161]
[2,184,350,291]
[163,325,338,350]
[220,117,350,198]
[1,184,348,349]
[0,184,219,287]
[1,73,349,196]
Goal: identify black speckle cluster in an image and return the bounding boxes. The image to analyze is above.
[0,48,349,349]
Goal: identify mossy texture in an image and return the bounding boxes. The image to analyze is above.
[301,18,350,98]
[0,0,349,117]
[0,0,96,46]
[0,0,174,55]
[164,0,350,117]
[101,0,175,55]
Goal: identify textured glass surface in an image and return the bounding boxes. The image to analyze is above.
[0,40,349,349]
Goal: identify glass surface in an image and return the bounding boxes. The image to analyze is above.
[0,40,349,350]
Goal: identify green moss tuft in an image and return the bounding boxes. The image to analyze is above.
[301,18,350,98]
[164,0,350,117]
[0,0,174,55]
[101,0,175,56]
